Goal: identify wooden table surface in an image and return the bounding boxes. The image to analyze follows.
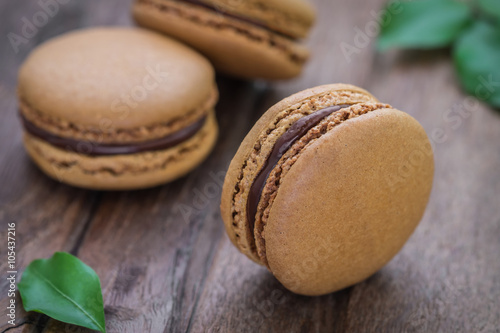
[1,0,500,332]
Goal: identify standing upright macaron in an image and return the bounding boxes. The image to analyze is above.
[132,0,316,80]
[18,27,218,190]
[221,84,434,296]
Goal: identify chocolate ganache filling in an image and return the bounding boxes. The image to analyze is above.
[247,105,351,233]
[21,113,207,156]
[179,0,293,38]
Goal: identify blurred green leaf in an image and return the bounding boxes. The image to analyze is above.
[479,0,500,20]
[378,0,471,51]
[18,252,106,333]
[454,20,500,108]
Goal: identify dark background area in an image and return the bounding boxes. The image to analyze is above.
[1,0,500,332]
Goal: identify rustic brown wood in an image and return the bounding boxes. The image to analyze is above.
[1,0,500,332]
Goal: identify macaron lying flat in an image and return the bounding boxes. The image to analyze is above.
[133,0,315,80]
[221,84,434,296]
[18,27,218,190]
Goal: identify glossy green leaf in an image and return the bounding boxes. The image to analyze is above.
[378,0,471,51]
[453,20,500,108]
[479,0,500,20]
[18,252,106,332]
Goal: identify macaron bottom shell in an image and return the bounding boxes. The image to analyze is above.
[23,110,218,190]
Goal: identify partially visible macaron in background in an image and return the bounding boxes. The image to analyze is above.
[18,27,218,190]
[132,0,316,80]
[220,84,434,296]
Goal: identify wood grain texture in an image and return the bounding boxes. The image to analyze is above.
[1,0,499,332]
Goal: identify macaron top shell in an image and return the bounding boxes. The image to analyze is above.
[18,27,216,143]
[194,0,316,38]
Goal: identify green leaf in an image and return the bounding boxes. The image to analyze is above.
[479,0,500,20]
[378,0,472,51]
[453,20,500,108]
[18,252,106,333]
